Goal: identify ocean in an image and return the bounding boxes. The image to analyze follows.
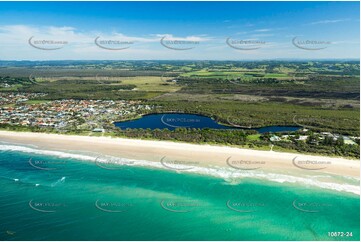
[0,142,359,241]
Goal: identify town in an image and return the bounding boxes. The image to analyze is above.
[0,92,152,132]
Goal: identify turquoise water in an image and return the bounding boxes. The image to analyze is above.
[0,146,359,241]
[114,113,301,133]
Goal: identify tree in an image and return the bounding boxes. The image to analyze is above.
[336,136,344,146]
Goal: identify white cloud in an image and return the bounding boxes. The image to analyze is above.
[154,34,211,42]
[0,24,357,60]
[309,19,350,25]
[251,33,274,38]
[254,28,272,32]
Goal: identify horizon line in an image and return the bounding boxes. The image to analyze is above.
[0,59,360,62]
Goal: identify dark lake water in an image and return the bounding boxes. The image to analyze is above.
[114,113,300,133]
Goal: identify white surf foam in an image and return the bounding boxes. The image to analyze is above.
[0,144,97,161]
[0,144,359,195]
[51,176,66,187]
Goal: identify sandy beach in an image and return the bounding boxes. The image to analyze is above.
[0,130,359,179]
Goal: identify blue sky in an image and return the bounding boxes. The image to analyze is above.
[0,1,359,60]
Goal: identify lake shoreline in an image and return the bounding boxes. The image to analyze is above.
[114,112,301,132]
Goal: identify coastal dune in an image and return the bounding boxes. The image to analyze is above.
[0,130,359,179]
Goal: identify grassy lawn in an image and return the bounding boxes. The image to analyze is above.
[25,100,49,105]
[246,134,261,141]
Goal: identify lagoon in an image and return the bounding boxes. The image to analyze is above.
[114,113,300,133]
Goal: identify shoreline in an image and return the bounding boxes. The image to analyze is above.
[0,130,359,179]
